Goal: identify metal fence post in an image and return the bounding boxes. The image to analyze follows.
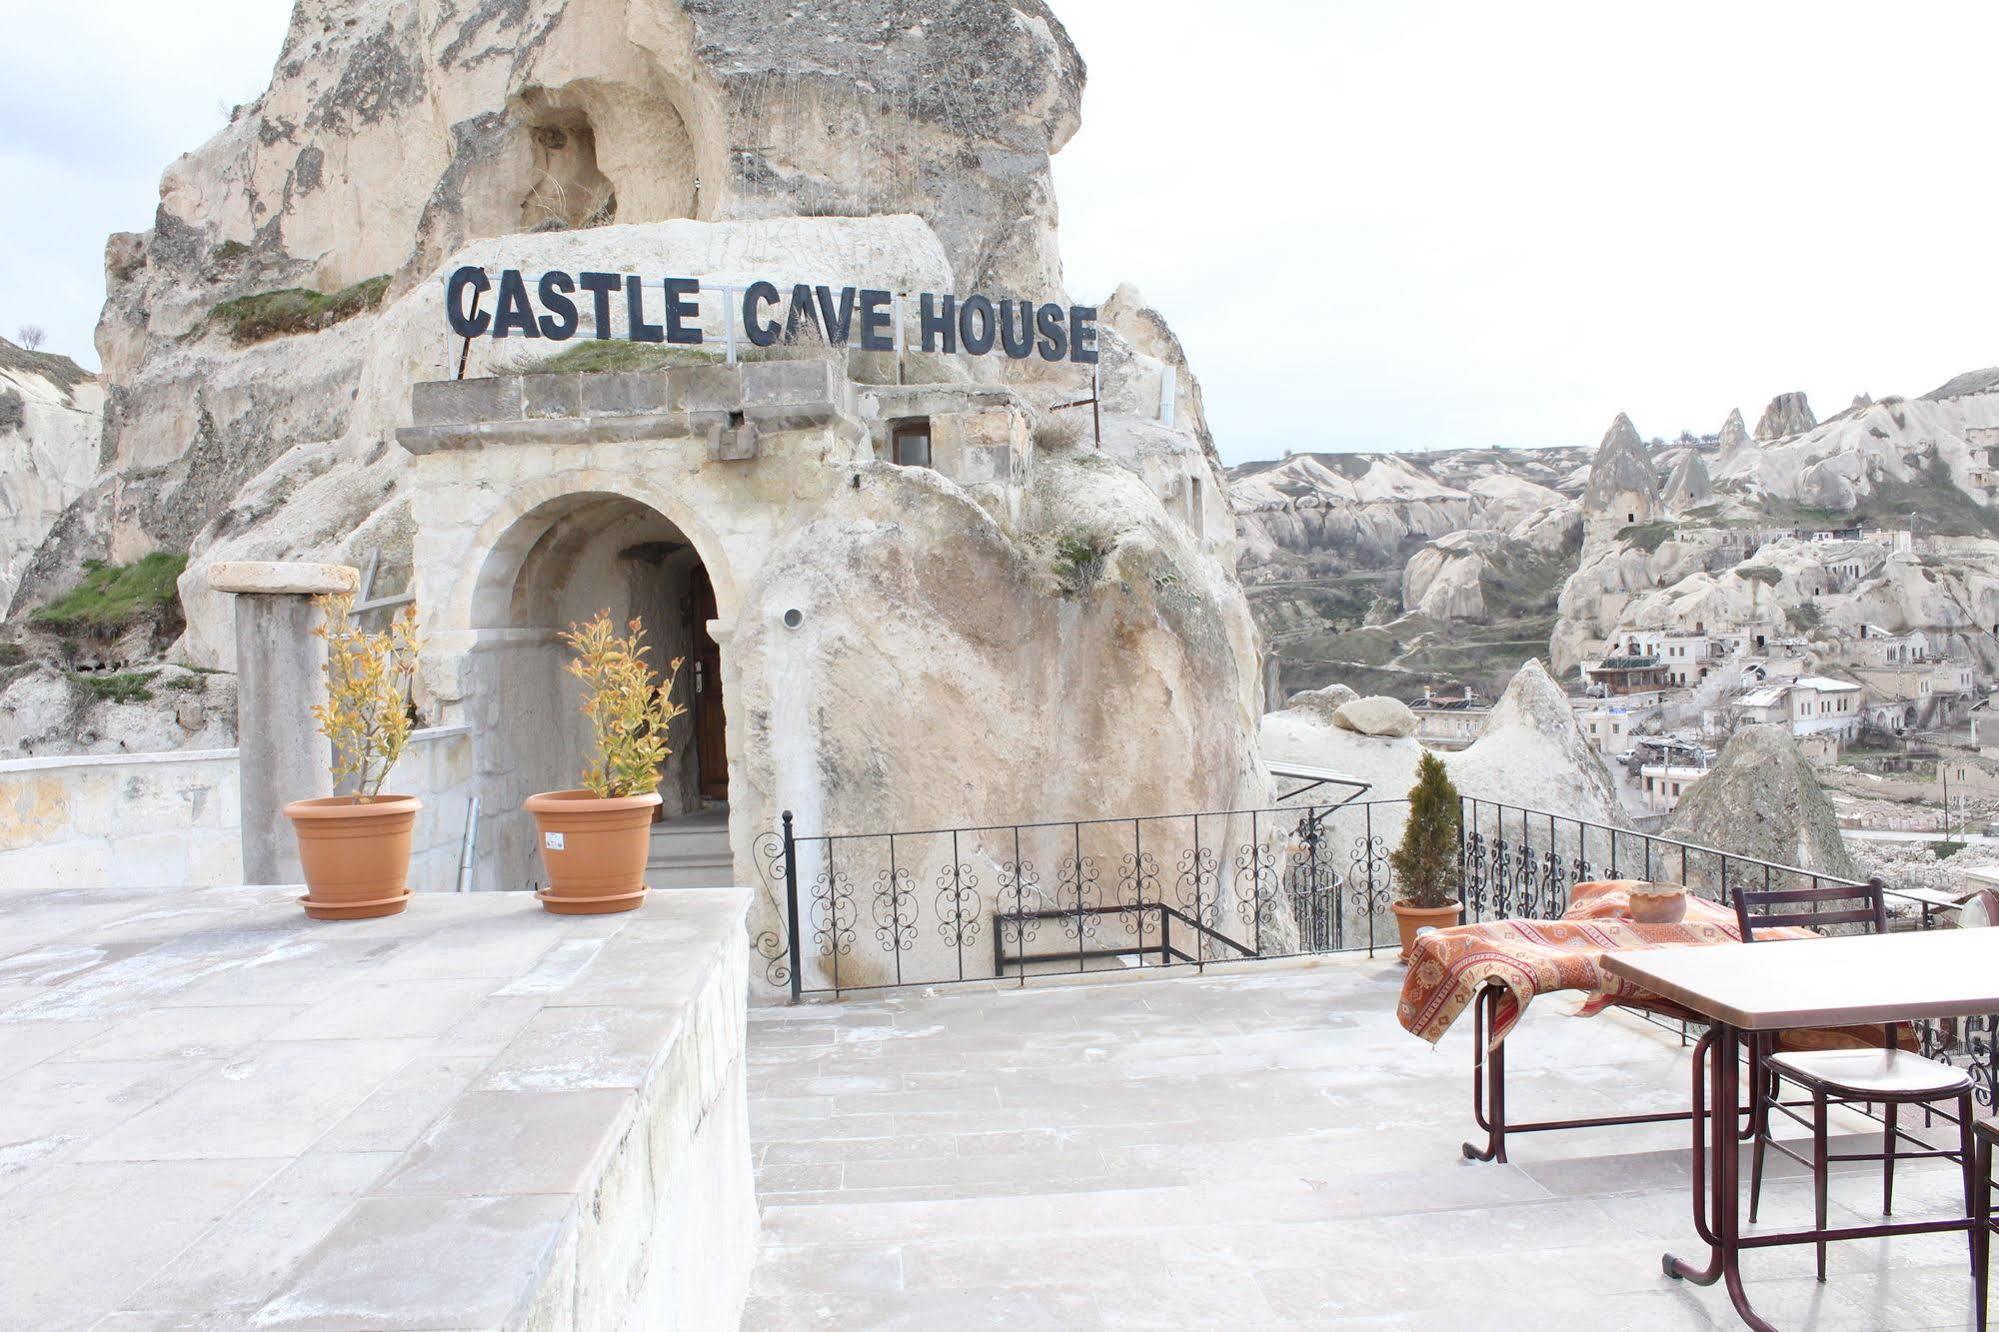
[782,810,802,1003]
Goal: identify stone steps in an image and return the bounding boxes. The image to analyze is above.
[646,811,735,890]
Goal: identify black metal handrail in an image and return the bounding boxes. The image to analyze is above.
[754,795,1995,1108]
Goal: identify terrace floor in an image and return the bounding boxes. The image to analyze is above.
[743,957,1986,1330]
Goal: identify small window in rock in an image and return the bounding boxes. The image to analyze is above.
[890,421,932,468]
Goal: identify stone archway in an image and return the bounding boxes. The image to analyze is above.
[462,489,733,892]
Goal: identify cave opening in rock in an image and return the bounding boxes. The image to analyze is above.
[468,493,728,890]
[521,116,616,231]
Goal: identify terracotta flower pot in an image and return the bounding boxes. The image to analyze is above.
[524,789,661,914]
[1390,900,1463,961]
[1629,883,1688,924]
[284,795,421,920]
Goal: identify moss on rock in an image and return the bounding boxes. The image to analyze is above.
[30,553,188,635]
[209,274,390,344]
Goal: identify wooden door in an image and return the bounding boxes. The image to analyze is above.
[688,565,728,801]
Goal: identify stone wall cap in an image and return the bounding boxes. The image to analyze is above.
[206,561,360,596]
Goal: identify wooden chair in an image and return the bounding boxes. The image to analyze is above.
[1977,1116,1994,1332]
[1735,879,1980,1282]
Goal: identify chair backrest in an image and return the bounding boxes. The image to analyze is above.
[1733,877,1888,941]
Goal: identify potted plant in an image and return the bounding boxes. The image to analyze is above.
[1388,751,1465,959]
[284,595,423,920]
[525,611,685,915]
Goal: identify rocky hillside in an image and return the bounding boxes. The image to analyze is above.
[1230,447,1587,697]
[8,0,1097,618]
[0,337,99,615]
[1234,365,1999,703]
[0,0,1262,860]
[1553,370,1999,675]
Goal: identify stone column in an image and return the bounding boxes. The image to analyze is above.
[207,561,359,884]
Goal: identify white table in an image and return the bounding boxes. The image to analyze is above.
[1605,929,1999,1331]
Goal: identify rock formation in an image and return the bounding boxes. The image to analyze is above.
[1285,683,1358,722]
[1666,725,1860,879]
[2,0,1284,977]
[17,0,1092,608]
[1552,366,1999,676]
[1755,391,1818,441]
[1661,448,1714,512]
[1332,695,1418,738]
[1447,658,1624,828]
[1259,658,1627,845]
[1580,412,1660,538]
[1401,529,1502,619]
[0,338,99,615]
[1231,446,1586,697]
[1713,407,1756,474]
[1230,448,1585,574]
[0,663,236,756]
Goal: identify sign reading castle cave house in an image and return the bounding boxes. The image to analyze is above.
[446,265,1100,364]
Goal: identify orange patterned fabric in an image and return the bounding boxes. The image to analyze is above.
[1395,880,1813,1048]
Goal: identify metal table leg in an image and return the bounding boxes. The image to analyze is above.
[1666,1021,1776,1331]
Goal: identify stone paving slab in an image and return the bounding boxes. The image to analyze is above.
[0,881,754,1330]
[743,957,1989,1330]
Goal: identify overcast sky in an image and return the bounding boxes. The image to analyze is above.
[4,2,1994,464]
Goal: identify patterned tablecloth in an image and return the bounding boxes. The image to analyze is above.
[1396,880,1815,1047]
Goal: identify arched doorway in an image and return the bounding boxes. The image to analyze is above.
[466,491,728,891]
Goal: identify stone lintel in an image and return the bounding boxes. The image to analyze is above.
[396,403,864,456]
[405,360,867,460]
[207,560,359,596]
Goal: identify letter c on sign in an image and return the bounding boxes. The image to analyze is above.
[743,281,780,347]
[446,266,492,337]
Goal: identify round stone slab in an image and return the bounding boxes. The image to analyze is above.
[206,560,360,596]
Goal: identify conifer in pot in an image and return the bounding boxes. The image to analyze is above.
[1388,751,1465,958]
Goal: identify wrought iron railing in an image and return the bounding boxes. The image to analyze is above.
[753,796,1996,1107]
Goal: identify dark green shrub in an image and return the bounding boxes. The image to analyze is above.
[1391,752,1462,908]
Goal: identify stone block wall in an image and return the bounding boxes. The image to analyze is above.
[386,725,479,894]
[399,360,862,459]
[0,748,241,889]
[0,725,475,891]
[525,897,759,1329]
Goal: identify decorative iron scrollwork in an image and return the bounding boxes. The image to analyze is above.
[1347,834,1392,919]
[998,858,1043,954]
[809,869,855,958]
[1057,855,1102,940]
[1234,838,1280,930]
[869,866,917,953]
[1175,845,1220,926]
[935,862,982,949]
[1117,851,1161,938]
[752,929,790,988]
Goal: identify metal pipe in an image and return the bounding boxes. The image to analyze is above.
[454,795,480,892]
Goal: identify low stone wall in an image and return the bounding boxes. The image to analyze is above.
[391,725,478,894]
[0,747,241,888]
[0,725,475,890]
[0,882,759,1328]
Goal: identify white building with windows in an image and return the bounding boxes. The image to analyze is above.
[1858,625,1929,666]
[1639,762,1707,813]
[1576,700,1656,758]
[1731,675,1862,740]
